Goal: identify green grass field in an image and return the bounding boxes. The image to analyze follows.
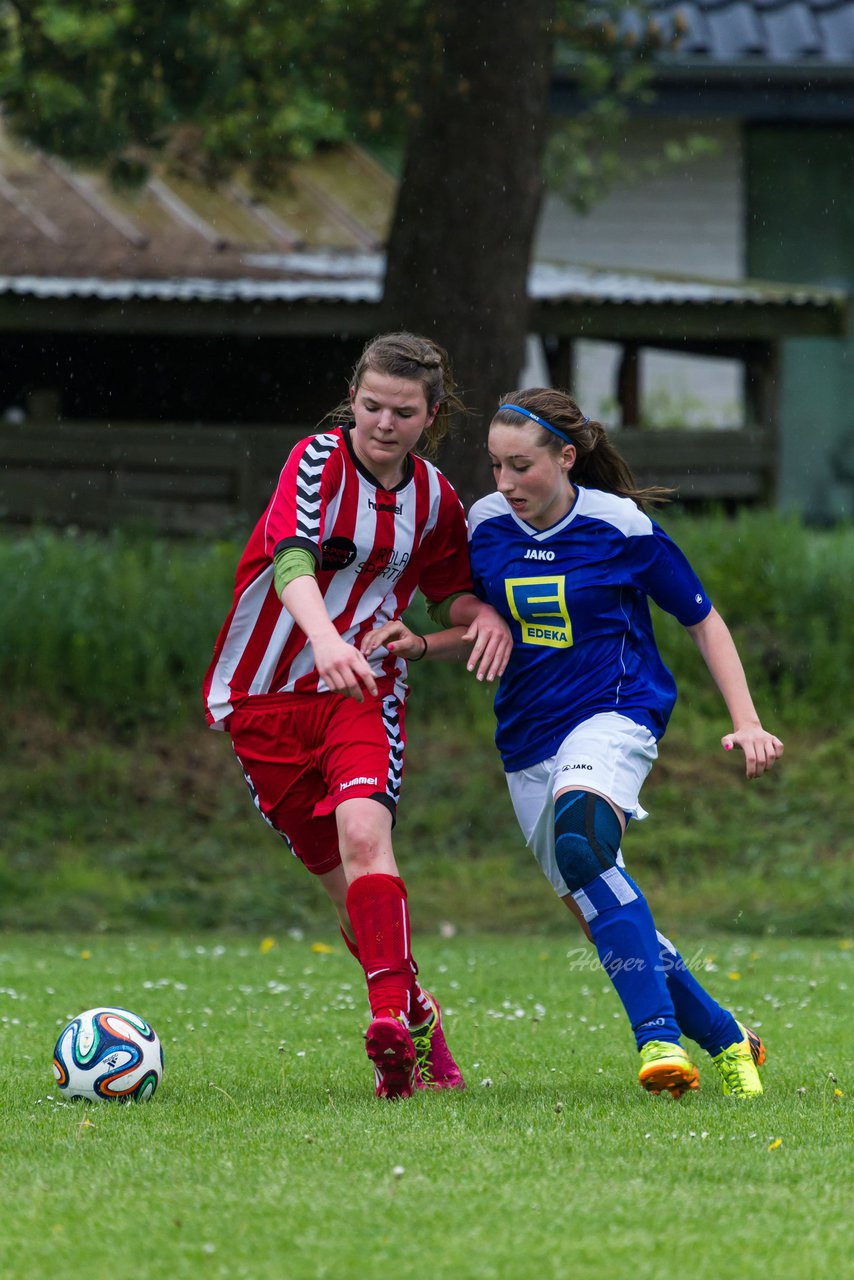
[1,933,850,1280]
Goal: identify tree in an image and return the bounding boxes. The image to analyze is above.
[380,0,557,499]
[0,1,668,498]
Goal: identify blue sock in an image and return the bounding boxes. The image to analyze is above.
[573,869,682,1049]
[657,933,741,1056]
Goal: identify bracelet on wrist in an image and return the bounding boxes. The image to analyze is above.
[409,633,429,662]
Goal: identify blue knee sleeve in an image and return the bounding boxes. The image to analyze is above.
[554,791,622,892]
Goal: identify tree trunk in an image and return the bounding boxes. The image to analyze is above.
[381,0,556,505]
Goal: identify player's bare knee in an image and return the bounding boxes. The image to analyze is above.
[337,826,390,878]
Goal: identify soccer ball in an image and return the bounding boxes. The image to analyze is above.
[52,1006,164,1102]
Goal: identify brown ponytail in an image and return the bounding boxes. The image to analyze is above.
[494,389,672,510]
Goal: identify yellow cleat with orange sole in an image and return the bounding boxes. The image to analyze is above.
[638,1040,701,1098]
[710,1022,765,1097]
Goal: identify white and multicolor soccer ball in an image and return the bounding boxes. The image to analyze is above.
[53,1006,164,1102]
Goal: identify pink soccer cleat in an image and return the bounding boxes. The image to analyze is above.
[365,1016,417,1100]
[410,992,465,1090]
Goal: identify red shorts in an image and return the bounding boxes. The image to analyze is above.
[227,688,407,876]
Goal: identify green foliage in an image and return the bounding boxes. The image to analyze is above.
[1,516,851,937]
[0,528,236,726]
[0,934,850,1280]
[0,0,429,182]
[2,512,851,730]
[651,509,854,727]
[0,0,672,193]
[4,709,850,937]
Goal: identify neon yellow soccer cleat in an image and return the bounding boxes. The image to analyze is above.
[638,1040,700,1098]
[711,1022,765,1097]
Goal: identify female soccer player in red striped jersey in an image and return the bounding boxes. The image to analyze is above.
[204,333,511,1099]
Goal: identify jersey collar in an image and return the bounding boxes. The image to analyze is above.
[341,423,415,492]
[505,484,584,540]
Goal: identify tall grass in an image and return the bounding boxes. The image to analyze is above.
[2,515,851,936]
[4,512,850,730]
[2,530,237,725]
[652,509,854,725]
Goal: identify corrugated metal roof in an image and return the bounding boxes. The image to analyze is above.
[528,261,844,307]
[0,254,842,311]
[620,1,854,65]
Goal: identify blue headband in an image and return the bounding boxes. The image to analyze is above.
[500,403,588,442]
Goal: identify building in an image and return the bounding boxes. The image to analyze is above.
[548,0,854,520]
[0,4,850,530]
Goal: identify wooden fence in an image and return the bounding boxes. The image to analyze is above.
[0,419,773,534]
[0,422,303,535]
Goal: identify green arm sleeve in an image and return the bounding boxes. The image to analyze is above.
[425,591,468,629]
[273,546,317,599]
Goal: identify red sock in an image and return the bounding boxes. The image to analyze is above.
[346,874,413,1024]
[340,924,432,1026]
[339,926,361,962]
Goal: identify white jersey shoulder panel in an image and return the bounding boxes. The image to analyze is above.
[468,491,511,539]
[576,487,653,538]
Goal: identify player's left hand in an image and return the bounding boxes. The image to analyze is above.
[360,619,422,661]
[462,603,512,683]
[722,725,784,779]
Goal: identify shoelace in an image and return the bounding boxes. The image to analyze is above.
[716,1045,753,1094]
[409,1017,436,1085]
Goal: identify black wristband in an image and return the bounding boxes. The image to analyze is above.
[409,633,429,662]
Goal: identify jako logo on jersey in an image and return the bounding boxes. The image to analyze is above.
[523,548,555,562]
[505,575,573,649]
[369,498,402,514]
[338,775,379,792]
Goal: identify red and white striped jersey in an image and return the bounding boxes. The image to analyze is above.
[204,425,473,727]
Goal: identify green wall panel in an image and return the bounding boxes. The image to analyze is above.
[746,125,854,521]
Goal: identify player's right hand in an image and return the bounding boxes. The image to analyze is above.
[312,632,378,702]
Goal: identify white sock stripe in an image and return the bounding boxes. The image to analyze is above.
[601,867,638,905]
[572,888,597,922]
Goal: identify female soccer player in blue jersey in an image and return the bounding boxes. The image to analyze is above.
[368,386,783,1099]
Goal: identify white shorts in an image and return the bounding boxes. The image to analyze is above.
[505,712,658,898]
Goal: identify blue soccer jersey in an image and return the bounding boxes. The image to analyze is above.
[468,486,712,771]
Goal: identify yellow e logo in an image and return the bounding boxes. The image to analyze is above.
[505,576,573,648]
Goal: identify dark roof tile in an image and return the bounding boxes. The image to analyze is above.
[646,0,854,62]
[815,6,854,55]
[763,6,824,58]
[704,2,766,56]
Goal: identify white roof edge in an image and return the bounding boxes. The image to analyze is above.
[0,254,844,308]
